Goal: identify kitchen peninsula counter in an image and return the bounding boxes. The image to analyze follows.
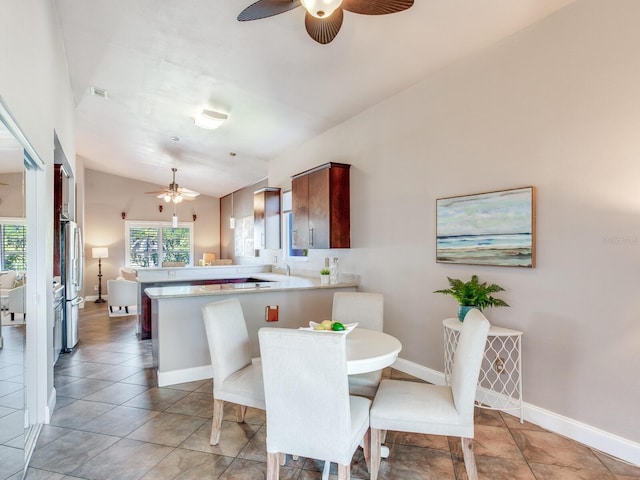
[145,275,357,386]
[134,265,288,339]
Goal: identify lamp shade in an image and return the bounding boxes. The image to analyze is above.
[92,247,109,259]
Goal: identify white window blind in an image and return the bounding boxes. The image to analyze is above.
[0,220,26,271]
[125,221,193,267]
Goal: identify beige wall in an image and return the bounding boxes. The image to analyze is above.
[0,172,25,218]
[220,178,268,264]
[269,0,640,446]
[82,168,220,297]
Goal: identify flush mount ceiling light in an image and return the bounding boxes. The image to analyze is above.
[194,109,228,130]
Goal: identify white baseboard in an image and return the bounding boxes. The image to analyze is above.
[84,294,107,302]
[157,364,213,387]
[24,422,42,470]
[523,403,640,467]
[392,356,640,467]
[392,357,446,385]
[46,386,57,423]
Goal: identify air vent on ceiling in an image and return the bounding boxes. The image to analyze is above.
[90,86,109,99]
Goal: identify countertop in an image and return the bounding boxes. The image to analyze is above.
[144,274,357,299]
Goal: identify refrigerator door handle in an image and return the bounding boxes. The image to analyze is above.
[76,226,84,292]
[71,297,84,306]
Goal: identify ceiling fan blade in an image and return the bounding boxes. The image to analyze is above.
[178,188,200,197]
[342,0,413,15]
[305,8,343,44]
[238,0,301,21]
[145,189,170,195]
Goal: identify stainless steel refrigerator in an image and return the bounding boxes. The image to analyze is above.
[62,221,83,352]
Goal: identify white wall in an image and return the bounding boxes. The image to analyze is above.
[269,0,640,451]
[83,168,220,296]
[0,0,76,423]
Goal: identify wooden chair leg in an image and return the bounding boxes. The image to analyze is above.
[363,427,371,472]
[461,437,479,480]
[266,452,280,480]
[236,404,247,423]
[369,428,382,480]
[209,399,224,445]
[125,306,129,313]
[337,463,350,480]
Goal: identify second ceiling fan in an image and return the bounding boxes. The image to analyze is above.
[238,0,414,45]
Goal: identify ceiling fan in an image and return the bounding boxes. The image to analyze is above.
[238,0,414,45]
[145,168,200,204]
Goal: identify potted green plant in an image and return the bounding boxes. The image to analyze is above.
[434,275,509,321]
[320,268,331,285]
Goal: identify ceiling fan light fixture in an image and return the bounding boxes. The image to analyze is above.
[301,0,343,18]
[164,194,172,203]
[174,194,183,204]
[194,109,228,130]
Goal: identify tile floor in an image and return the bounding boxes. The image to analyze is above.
[10,302,640,479]
[0,313,25,480]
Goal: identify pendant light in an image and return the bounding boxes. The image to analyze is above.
[172,203,178,228]
[230,191,235,229]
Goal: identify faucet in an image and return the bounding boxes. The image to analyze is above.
[272,264,290,276]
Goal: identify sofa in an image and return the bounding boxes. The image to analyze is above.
[1,270,17,297]
[1,271,23,310]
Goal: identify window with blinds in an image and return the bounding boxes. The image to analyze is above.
[125,221,193,267]
[282,191,307,259]
[0,222,26,271]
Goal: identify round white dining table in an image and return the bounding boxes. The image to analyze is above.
[345,328,402,375]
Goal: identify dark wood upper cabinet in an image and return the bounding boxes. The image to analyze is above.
[291,162,350,249]
[254,187,281,250]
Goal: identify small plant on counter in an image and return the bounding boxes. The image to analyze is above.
[320,268,331,285]
[434,275,509,321]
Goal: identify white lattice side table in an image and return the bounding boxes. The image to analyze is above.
[443,317,523,422]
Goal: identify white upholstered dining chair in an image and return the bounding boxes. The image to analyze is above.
[202,298,265,445]
[332,291,384,397]
[259,327,371,480]
[368,309,490,480]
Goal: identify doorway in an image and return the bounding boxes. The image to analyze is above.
[0,95,46,479]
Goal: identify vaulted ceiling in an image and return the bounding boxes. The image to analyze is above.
[52,0,574,197]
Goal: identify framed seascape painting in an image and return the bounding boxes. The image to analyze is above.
[436,186,536,268]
